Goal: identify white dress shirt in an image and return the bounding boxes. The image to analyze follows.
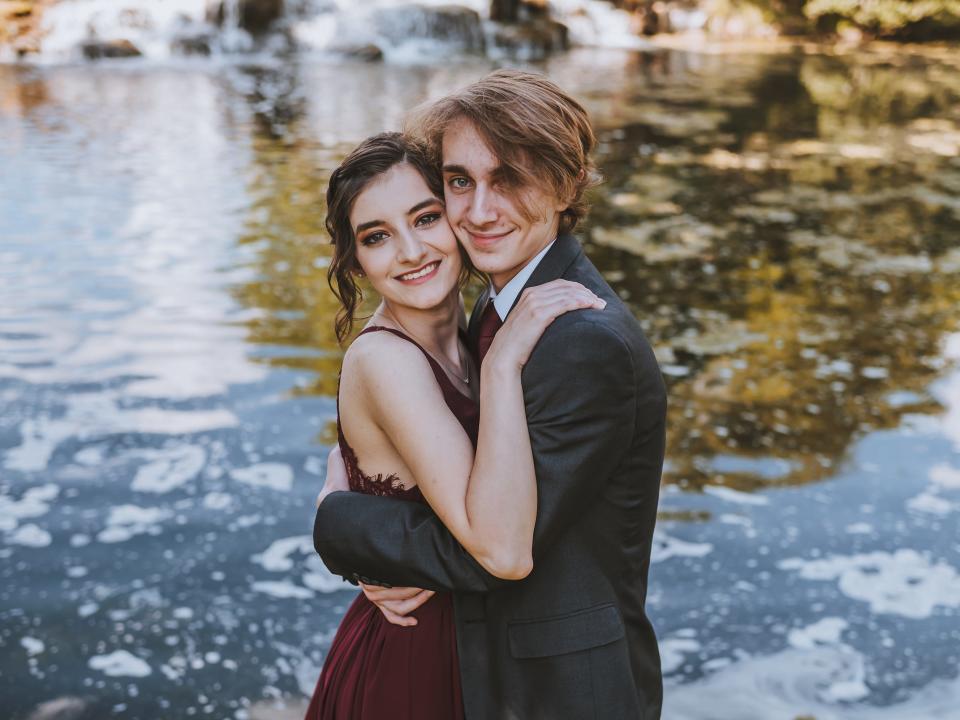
[488,240,556,321]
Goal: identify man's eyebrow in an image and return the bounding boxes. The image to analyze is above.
[442,164,470,175]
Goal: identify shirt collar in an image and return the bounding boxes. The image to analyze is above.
[488,240,556,321]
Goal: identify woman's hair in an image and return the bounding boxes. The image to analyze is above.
[326,132,473,344]
[406,69,600,234]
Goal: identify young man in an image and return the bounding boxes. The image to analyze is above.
[314,70,667,719]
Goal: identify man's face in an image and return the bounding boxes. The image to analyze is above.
[441,118,566,291]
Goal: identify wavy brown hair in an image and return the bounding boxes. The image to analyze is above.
[406,69,600,233]
[326,132,475,344]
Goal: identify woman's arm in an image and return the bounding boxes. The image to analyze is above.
[344,280,603,579]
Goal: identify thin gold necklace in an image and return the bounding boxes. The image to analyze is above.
[376,308,470,385]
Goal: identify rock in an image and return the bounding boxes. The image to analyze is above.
[172,33,213,56]
[239,0,284,34]
[489,18,568,60]
[208,0,284,35]
[372,4,484,54]
[81,39,142,59]
[0,1,33,19]
[334,42,383,62]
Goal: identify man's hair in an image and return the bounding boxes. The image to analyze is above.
[407,69,599,234]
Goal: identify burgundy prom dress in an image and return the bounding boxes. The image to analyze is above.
[306,327,477,720]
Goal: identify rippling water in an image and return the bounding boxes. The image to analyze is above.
[2,47,959,719]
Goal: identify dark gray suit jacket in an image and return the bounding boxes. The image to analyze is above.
[314,234,666,719]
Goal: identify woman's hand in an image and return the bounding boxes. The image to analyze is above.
[486,280,605,372]
[316,445,349,508]
[359,583,435,627]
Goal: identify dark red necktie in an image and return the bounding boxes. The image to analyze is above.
[475,299,503,368]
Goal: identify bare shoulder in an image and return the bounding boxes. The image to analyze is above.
[341,330,440,400]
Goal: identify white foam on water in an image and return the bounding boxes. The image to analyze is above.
[74,445,107,466]
[302,554,345,593]
[3,396,237,473]
[664,645,960,719]
[251,580,314,600]
[931,463,960,490]
[88,650,152,678]
[779,549,960,619]
[845,522,873,534]
[21,637,45,656]
[907,492,956,515]
[202,491,233,510]
[131,445,206,494]
[78,603,99,617]
[651,531,713,563]
[660,635,701,674]
[703,485,769,506]
[0,483,59,535]
[787,617,848,650]
[9,524,53,547]
[231,463,293,492]
[97,504,171,543]
[303,456,324,476]
[252,536,312,572]
[718,514,753,527]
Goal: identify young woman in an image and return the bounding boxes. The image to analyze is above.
[305,133,604,720]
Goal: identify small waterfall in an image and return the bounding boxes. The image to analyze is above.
[14,0,645,64]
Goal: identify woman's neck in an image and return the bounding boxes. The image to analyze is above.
[375,291,461,362]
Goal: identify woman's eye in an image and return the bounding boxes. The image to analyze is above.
[415,212,441,227]
[360,231,387,246]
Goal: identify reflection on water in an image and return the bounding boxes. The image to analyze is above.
[1,46,959,719]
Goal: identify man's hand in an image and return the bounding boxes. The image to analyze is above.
[316,445,349,508]
[360,583,435,627]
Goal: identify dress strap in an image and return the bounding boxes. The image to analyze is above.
[357,326,465,395]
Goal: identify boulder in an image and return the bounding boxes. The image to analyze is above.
[372,4,484,53]
[334,42,384,61]
[490,18,568,60]
[81,38,142,59]
[172,33,213,56]
[208,0,284,35]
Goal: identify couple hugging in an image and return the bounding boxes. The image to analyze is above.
[308,70,667,720]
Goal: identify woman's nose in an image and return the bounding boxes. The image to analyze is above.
[396,230,427,264]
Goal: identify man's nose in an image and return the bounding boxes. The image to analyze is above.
[466,184,498,227]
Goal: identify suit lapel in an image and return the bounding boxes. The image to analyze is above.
[504,234,584,318]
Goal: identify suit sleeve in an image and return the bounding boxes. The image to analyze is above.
[313,318,660,591]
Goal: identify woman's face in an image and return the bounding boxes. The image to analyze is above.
[350,163,462,312]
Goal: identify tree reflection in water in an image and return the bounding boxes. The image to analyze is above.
[233,46,960,501]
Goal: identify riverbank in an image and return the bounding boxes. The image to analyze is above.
[2,0,957,64]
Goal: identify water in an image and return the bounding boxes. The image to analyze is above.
[2,44,960,719]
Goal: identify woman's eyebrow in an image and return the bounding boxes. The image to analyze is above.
[407,198,439,215]
[355,218,384,234]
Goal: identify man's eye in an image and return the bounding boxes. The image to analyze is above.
[449,176,471,190]
[361,231,387,246]
[416,212,441,227]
